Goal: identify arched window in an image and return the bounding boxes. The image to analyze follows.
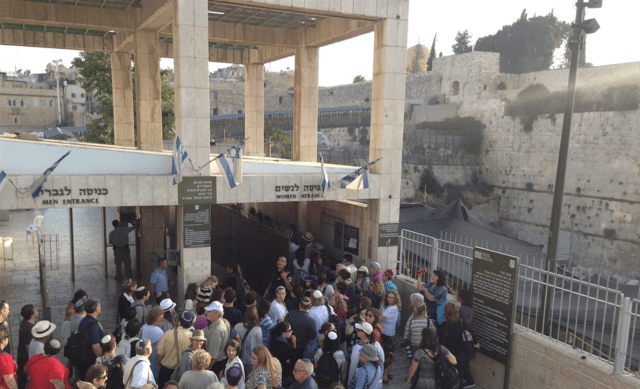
[13,99,18,106]
[21,99,27,107]
[452,81,460,96]
[497,82,509,91]
[50,100,54,107]
[14,117,19,124]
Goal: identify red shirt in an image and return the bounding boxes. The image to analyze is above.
[0,353,17,389]
[25,354,71,389]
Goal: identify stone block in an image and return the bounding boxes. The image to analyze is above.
[341,0,354,14]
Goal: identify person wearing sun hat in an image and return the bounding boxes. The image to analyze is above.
[28,320,56,359]
[353,344,382,389]
[175,329,207,382]
[204,301,231,375]
[348,323,384,384]
[159,298,177,332]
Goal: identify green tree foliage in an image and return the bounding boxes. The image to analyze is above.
[415,116,486,155]
[452,30,473,54]
[474,9,570,73]
[72,51,175,145]
[353,75,366,83]
[427,34,437,71]
[506,83,640,132]
[265,120,291,159]
[419,166,443,197]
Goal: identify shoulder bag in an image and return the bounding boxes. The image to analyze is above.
[124,359,158,389]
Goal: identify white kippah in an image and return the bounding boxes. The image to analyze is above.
[313,290,323,299]
[101,335,112,343]
[50,339,61,349]
[327,331,338,341]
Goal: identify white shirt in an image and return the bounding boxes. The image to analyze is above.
[123,293,134,304]
[28,339,45,360]
[309,305,334,333]
[123,355,156,389]
[269,300,288,322]
[221,356,246,389]
[319,284,334,302]
[380,305,399,337]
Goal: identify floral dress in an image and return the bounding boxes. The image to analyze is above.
[245,366,281,389]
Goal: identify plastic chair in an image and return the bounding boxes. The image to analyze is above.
[26,215,44,244]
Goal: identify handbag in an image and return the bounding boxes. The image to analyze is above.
[401,318,413,358]
[169,329,181,381]
[125,359,158,389]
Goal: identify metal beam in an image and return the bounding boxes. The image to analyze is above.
[304,17,375,47]
[0,0,136,32]
[0,26,114,52]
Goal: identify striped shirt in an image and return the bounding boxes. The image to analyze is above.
[403,314,435,346]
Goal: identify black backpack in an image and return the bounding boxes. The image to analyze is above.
[64,321,98,365]
[326,304,344,344]
[103,355,125,389]
[433,346,461,389]
[316,352,341,387]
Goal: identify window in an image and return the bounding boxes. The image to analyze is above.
[238,110,243,114]
[13,99,18,106]
[72,105,77,111]
[14,117,19,124]
[71,93,76,98]
[213,108,218,115]
[81,93,85,98]
[451,81,460,96]
[214,91,218,101]
[5,98,10,106]
[21,99,26,107]
[50,100,54,107]
[42,99,46,107]
[497,82,509,91]
[279,96,283,104]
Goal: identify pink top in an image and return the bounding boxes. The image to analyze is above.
[194,316,209,330]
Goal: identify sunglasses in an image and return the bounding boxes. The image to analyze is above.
[99,375,108,380]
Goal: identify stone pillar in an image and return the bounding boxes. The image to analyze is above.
[367,19,407,270]
[245,64,264,155]
[173,0,212,300]
[293,46,319,162]
[111,51,135,147]
[134,29,163,152]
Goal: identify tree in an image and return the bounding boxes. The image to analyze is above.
[427,34,437,71]
[474,9,570,73]
[411,42,426,74]
[72,51,175,145]
[353,75,366,83]
[265,120,291,159]
[452,30,473,54]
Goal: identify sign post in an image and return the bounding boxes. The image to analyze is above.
[471,247,519,389]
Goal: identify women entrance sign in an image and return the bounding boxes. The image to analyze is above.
[471,247,519,387]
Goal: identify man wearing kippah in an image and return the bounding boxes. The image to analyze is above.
[157,311,195,387]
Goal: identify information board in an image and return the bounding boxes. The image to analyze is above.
[471,247,519,366]
[183,204,211,248]
[178,177,216,205]
[378,223,399,247]
[334,222,359,255]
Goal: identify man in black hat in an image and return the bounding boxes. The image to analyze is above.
[284,297,317,360]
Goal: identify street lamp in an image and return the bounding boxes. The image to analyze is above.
[543,0,601,333]
[52,59,63,126]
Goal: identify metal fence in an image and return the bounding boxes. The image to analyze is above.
[397,228,639,375]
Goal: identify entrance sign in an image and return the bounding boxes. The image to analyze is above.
[183,204,211,248]
[178,177,216,205]
[471,247,519,366]
[378,223,399,247]
[334,222,359,255]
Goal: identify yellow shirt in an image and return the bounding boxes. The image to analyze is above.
[157,327,192,369]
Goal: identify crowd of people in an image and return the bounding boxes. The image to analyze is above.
[0,230,481,389]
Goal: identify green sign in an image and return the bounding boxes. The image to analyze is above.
[183,204,211,248]
[471,247,519,366]
[178,177,216,205]
[378,223,399,247]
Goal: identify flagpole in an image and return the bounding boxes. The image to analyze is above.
[6,177,27,196]
[192,138,249,173]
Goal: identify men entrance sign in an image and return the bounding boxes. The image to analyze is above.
[471,247,519,379]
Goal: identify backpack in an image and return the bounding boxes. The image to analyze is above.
[103,355,125,389]
[64,321,98,365]
[114,335,133,357]
[302,338,320,360]
[379,333,395,369]
[316,352,341,387]
[433,346,461,389]
[326,304,344,344]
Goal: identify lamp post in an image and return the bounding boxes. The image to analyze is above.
[52,59,63,126]
[542,0,601,333]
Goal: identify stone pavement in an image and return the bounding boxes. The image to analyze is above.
[0,207,124,359]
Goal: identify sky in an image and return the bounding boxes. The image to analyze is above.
[0,0,637,87]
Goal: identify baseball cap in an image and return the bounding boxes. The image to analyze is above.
[204,301,224,312]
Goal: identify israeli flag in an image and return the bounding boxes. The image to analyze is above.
[320,153,331,197]
[0,170,7,195]
[215,140,244,189]
[28,151,71,198]
[339,157,382,190]
[171,135,188,185]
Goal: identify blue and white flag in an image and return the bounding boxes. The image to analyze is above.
[171,134,188,185]
[28,151,71,198]
[215,140,244,189]
[0,170,7,195]
[339,157,382,190]
[320,153,331,197]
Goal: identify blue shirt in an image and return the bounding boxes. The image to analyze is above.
[150,268,169,293]
[276,376,318,389]
[384,281,398,293]
[78,315,105,347]
[259,315,275,347]
[354,362,382,389]
[423,282,447,316]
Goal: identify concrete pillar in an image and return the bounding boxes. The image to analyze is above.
[293,46,319,162]
[367,19,407,270]
[111,51,135,147]
[134,29,163,152]
[173,0,212,299]
[245,64,265,155]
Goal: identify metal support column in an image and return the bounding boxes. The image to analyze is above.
[69,208,75,281]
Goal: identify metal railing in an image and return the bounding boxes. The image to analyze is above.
[397,228,639,375]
